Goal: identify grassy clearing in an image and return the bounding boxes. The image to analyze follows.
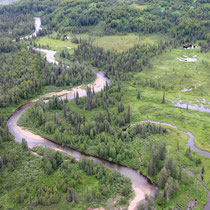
[35,35,77,55]
[130,45,210,150]
[34,32,169,53]
[137,45,210,101]
[129,4,148,11]
[74,33,170,52]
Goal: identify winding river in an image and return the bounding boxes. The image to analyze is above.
[168,97,210,113]
[7,55,156,210]
[8,17,210,209]
[9,18,156,209]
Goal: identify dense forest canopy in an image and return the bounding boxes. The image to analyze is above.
[0,0,209,41]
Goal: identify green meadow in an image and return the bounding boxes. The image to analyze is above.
[34,32,170,54]
[35,35,77,55]
[75,33,170,52]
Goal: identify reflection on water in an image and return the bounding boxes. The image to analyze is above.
[168,98,210,113]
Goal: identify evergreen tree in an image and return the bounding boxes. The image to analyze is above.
[201,166,205,174]
[55,112,59,124]
[178,167,182,181]
[148,159,156,176]
[159,141,166,160]
[137,90,141,100]
[177,141,179,152]
[162,90,165,104]
[63,103,67,118]
[158,167,168,189]
[127,105,130,123]
[21,138,28,151]
[66,189,72,202]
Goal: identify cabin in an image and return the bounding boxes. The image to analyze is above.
[183,44,197,49]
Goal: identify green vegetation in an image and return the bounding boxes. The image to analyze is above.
[34,35,77,55]
[0,0,209,209]
[19,81,209,208]
[19,28,210,208]
[132,46,210,150]
[129,4,148,11]
[0,140,131,209]
[0,42,95,108]
[0,5,34,39]
[74,33,170,52]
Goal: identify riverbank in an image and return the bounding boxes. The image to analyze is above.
[7,72,155,210]
[6,16,210,210]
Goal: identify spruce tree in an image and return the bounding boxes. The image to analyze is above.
[201,166,205,174]
[63,103,67,118]
[21,138,28,151]
[137,90,141,100]
[158,167,168,189]
[127,105,130,123]
[162,90,165,104]
[55,112,59,124]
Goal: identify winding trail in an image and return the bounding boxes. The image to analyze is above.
[7,17,210,209]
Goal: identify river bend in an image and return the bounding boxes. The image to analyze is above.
[7,17,210,209]
[9,29,156,209]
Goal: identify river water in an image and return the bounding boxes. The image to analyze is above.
[130,120,210,158]
[168,98,210,113]
[7,17,210,209]
[19,17,42,40]
[8,18,156,209]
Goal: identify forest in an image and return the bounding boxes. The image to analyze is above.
[0,138,131,209]
[0,0,210,209]
[0,41,95,107]
[0,0,209,42]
